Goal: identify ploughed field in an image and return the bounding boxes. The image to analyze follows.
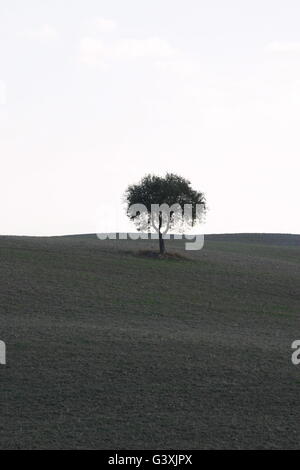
[0,233,299,449]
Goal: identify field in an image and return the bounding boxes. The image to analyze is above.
[0,233,299,449]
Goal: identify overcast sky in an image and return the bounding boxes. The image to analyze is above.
[0,0,299,236]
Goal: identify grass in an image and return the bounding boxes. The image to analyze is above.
[0,233,299,449]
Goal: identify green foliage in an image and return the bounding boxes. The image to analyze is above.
[125,173,207,233]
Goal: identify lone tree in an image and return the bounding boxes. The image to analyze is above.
[125,173,206,255]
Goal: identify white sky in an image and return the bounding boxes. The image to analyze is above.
[0,0,299,236]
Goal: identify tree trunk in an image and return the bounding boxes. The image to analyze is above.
[158,213,165,255]
[159,231,165,255]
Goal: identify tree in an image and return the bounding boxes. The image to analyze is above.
[125,173,206,255]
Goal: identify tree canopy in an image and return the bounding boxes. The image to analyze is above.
[125,173,206,255]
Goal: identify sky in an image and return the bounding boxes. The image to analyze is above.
[0,0,299,236]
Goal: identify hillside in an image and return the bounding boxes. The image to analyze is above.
[0,233,299,449]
